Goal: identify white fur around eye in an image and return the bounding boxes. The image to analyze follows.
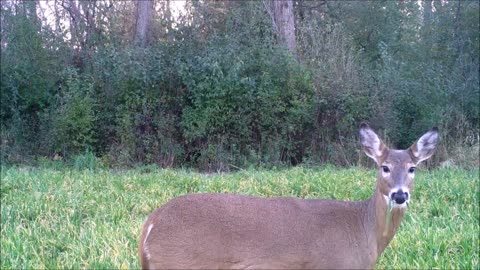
[380,165,391,175]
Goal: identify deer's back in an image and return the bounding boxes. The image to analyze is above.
[140,193,376,269]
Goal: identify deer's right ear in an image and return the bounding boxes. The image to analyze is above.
[359,123,387,165]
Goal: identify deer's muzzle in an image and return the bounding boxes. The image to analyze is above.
[390,189,409,205]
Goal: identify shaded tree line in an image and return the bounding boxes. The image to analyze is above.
[1,0,478,170]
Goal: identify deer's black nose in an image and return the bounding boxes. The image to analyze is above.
[391,190,408,204]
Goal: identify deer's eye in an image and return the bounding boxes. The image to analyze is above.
[381,166,390,173]
[408,167,416,173]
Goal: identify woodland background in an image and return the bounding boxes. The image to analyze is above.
[1,0,478,170]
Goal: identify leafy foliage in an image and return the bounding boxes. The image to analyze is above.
[49,68,97,155]
[179,35,314,168]
[0,0,478,169]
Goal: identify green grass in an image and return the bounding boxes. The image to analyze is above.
[1,165,478,269]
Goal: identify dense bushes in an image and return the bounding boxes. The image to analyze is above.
[1,1,478,170]
[86,37,315,170]
[179,39,314,169]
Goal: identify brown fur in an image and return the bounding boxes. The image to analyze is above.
[138,124,438,269]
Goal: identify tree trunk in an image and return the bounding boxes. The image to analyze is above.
[165,0,173,42]
[423,0,433,26]
[272,0,297,55]
[62,0,85,69]
[18,0,40,31]
[63,0,82,48]
[80,1,95,48]
[134,0,153,47]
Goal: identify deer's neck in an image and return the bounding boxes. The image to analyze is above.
[365,185,407,256]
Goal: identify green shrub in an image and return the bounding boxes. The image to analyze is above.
[71,149,104,171]
[48,68,97,157]
[179,35,314,170]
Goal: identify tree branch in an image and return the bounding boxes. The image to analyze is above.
[295,0,326,10]
[262,0,279,35]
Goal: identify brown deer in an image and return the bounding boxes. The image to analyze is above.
[139,123,439,269]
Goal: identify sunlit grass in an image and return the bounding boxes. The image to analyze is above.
[1,165,478,269]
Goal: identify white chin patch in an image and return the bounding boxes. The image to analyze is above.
[393,201,408,208]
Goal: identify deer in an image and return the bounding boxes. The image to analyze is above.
[138,123,439,269]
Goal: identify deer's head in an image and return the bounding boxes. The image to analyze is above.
[359,123,439,207]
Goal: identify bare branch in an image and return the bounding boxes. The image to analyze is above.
[262,0,279,35]
[295,0,326,10]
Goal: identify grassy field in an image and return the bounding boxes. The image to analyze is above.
[1,165,478,269]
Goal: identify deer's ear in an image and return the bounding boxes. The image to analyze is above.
[359,123,387,165]
[409,127,439,164]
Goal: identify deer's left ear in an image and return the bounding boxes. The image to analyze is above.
[409,127,439,164]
